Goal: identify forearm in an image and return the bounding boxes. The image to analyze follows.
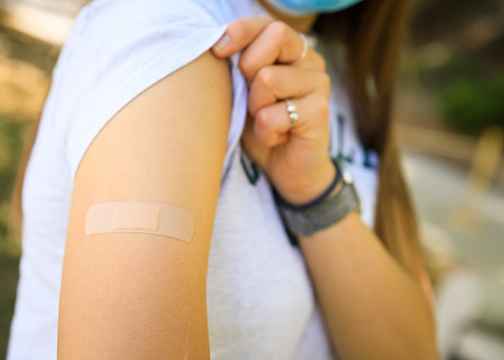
[297,210,438,360]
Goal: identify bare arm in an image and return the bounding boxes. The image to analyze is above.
[297,210,439,360]
[58,51,231,359]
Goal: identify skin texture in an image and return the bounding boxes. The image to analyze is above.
[58,51,231,359]
[212,15,439,359]
[297,212,438,359]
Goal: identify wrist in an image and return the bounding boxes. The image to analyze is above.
[273,157,337,206]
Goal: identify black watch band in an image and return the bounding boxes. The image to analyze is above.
[273,157,361,238]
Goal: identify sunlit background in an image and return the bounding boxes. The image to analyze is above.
[0,0,503,359]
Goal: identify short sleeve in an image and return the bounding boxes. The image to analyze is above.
[47,0,245,183]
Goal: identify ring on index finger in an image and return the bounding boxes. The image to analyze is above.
[286,99,299,128]
[296,33,308,62]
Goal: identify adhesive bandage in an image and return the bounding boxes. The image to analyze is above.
[85,201,194,242]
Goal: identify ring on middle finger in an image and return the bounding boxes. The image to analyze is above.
[285,99,299,128]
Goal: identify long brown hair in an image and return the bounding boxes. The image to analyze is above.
[316,0,432,296]
[11,0,431,295]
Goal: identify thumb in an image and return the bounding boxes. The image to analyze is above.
[211,14,274,57]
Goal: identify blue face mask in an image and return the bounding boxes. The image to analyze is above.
[262,0,364,15]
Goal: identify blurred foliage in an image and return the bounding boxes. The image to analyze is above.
[409,43,504,134]
[0,252,20,358]
[415,52,489,91]
[408,0,504,134]
[0,113,26,241]
[410,0,503,46]
[440,74,504,134]
[0,112,24,358]
[413,51,504,134]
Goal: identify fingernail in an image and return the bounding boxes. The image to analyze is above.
[213,34,230,53]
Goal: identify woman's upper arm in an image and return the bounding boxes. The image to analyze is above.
[58,51,232,359]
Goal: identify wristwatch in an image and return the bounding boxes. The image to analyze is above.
[272,157,361,239]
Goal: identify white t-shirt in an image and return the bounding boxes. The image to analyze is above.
[7,0,379,359]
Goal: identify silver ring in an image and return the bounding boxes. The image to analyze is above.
[297,33,308,61]
[286,99,299,128]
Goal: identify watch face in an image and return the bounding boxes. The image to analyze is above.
[334,158,354,184]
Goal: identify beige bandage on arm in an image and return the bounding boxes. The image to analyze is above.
[85,201,194,242]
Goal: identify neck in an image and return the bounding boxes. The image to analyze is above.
[256,0,319,34]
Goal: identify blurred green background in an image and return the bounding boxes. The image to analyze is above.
[411,0,504,133]
[0,0,503,359]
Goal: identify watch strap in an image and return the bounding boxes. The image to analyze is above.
[276,179,360,237]
[273,157,361,238]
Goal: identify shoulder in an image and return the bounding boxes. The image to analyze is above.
[51,0,231,180]
[72,49,233,201]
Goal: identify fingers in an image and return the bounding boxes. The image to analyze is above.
[211,16,332,151]
[253,93,331,147]
[211,15,274,57]
[238,21,324,80]
[212,18,325,78]
[247,65,331,116]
